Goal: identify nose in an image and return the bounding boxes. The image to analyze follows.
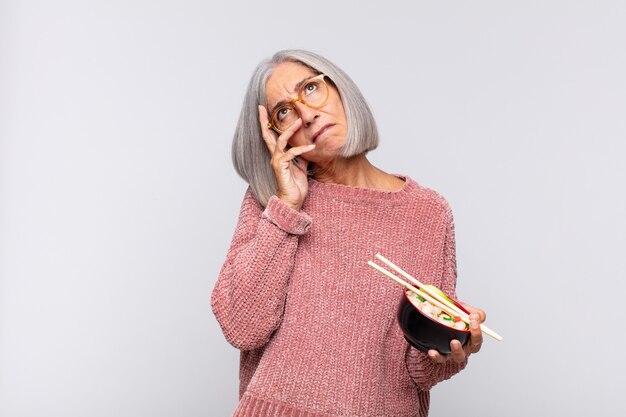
[294,101,319,127]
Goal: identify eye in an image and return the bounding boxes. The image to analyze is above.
[276,107,292,121]
[302,81,319,96]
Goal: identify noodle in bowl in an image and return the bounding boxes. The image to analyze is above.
[397,289,470,354]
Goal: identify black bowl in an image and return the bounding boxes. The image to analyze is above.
[397,290,470,354]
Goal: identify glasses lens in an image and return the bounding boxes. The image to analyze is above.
[272,106,297,132]
[300,77,328,108]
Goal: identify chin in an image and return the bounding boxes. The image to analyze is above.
[323,136,346,152]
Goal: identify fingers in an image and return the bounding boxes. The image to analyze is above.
[428,341,467,364]
[427,349,446,364]
[467,312,483,354]
[258,105,303,154]
[258,105,310,173]
[275,118,303,152]
[258,105,277,152]
[449,340,466,362]
[459,302,486,354]
[286,143,316,158]
[273,143,314,175]
[461,303,487,323]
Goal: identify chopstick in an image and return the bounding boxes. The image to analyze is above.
[368,253,503,341]
[367,260,476,334]
[375,254,471,318]
[367,261,460,316]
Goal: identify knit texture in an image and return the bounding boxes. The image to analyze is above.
[211,176,467,417]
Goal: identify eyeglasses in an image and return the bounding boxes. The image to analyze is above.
[266,74,330,134]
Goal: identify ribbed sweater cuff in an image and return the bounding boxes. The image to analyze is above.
[262,196,312,235]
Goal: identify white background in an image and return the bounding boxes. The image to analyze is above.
[1,1,625,416]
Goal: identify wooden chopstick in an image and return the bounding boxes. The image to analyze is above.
[367,261,468,324]
[372,254,503,341]
[375,254,471,318]
[370,254,503,341]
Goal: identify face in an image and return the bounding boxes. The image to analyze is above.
[265,62,348,162]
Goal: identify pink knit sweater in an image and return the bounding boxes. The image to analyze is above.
[211,176,468,417]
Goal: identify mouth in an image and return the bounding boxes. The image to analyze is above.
[312,124,335,143]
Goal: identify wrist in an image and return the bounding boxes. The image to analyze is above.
[278,195,302,211]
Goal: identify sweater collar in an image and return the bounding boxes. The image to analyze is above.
[306,175,418,204]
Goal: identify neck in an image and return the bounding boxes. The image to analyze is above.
[311,154,405,191]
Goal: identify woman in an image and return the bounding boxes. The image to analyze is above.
[211,49,486,417]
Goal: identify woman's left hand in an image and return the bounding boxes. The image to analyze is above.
[427,303,486,364]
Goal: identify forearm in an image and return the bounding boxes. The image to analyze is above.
[211,195,312,350]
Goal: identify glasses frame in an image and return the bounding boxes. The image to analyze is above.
[266,74,330,134]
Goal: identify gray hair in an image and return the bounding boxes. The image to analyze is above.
[231,49,379,206]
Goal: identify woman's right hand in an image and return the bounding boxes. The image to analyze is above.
[258,105,316,211]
